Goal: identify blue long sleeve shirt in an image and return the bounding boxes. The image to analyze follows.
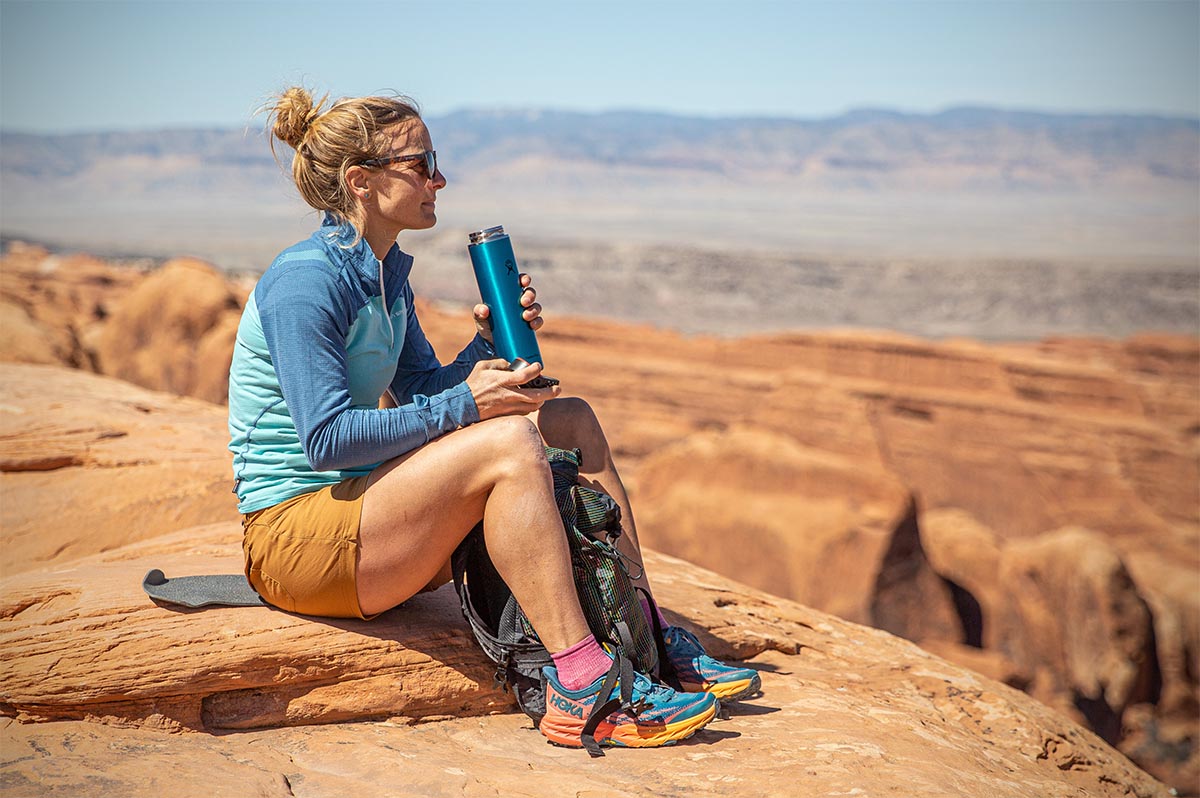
[228,217,492,513]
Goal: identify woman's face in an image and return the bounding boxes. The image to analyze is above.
[357,119,446,236]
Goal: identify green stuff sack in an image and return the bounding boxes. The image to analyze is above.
[548,447,660,677]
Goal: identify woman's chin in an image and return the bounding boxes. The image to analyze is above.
[402,217,436,233]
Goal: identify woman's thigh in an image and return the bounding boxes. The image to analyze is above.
[355,414,544,615]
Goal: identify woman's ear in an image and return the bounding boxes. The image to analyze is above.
[345,165,371,200]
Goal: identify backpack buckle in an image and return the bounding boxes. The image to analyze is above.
[493,654,511,691]
[626,697,652,717]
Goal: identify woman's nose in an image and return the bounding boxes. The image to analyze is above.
[430,167,447,189]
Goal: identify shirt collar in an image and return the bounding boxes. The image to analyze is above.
[318,214,414,291]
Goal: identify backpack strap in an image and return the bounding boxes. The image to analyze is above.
[452,527,553,701]
[579,645,639,758]
[637,586,682,690]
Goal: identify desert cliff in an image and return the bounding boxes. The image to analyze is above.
[0,364,1172,797]
[1,244,1195,794]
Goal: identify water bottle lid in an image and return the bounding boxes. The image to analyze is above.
[468,225,507,245]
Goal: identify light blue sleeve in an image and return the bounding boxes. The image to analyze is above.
[257,263,481,472]
[389,281,497,404]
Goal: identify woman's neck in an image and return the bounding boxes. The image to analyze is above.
[365,227,400,262]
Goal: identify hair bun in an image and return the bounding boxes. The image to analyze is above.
[270,87,324,150]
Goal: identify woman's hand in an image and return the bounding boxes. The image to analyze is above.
[473,273,543,344]
[466,358,560,420]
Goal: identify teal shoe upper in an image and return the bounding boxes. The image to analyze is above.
[664,625,761,690]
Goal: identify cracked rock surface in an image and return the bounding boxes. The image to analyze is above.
[1,535,1170,796]
[0,365,1169,794]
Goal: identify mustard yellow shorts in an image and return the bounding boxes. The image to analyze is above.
[242,476,374,620]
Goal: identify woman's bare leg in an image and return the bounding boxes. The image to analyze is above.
[355,415,590,653]
[531,397,654,595]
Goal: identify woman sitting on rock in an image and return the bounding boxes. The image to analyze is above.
[227,87,759,751]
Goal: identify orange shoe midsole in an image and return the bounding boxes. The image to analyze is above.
[540,700,716,749]
[681,677,756,700]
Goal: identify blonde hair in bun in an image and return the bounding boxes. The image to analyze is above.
[264,86,422,240]
[270,86,327,150]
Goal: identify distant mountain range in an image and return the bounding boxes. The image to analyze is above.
[3,106,1198,188]
[1,106,1197,284]
[437,106,1199,186]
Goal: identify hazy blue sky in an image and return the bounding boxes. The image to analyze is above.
[2,0,1197,132]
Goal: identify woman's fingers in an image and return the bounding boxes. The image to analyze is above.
[517,277,542,328]
[509,358,544,384]
[467,357,557,419]
[473,305,494,344]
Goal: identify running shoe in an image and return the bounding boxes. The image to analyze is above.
[664,625,762,701]
[539,664,718,751]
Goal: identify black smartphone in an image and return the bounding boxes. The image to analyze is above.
[509,358,559,390]
[520,374,560,390]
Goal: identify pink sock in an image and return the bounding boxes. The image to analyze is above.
[551,634,613,691]
[639,595,671,631]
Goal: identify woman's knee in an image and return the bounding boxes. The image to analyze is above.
[476,415,548,477]
[539,396,600,440]
[543,396,594,423]
[539,397,612,463]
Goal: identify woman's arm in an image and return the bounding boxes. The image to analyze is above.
[258,265,479,472]
[389,281,496,403]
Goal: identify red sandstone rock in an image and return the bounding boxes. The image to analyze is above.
[632,425,962,645]
[191,310,241,405]
[0,245,143,371]
[1000,528,1158,733]
[0,363,238,572]
[0,523,506,730]
[0,526,1171,797]
[1124,549,1200,723]
[0,300,74,366]
[922,510,1196,790]
[2,246,1196,792]
[89,258,242,401]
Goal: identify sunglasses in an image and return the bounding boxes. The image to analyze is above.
[358,150,437,179]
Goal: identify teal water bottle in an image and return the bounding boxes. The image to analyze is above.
[468,225,548,369]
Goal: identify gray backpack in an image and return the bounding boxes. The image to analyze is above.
[451,446,676,756]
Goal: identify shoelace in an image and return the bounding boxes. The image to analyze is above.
[668,627,710,658]
[580,657,696,757]
[630,671,677,705]
[627,671,657,703]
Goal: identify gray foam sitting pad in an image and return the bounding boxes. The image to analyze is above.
[142,569,266,608]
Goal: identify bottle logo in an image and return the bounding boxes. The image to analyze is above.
[505,258,516,275]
